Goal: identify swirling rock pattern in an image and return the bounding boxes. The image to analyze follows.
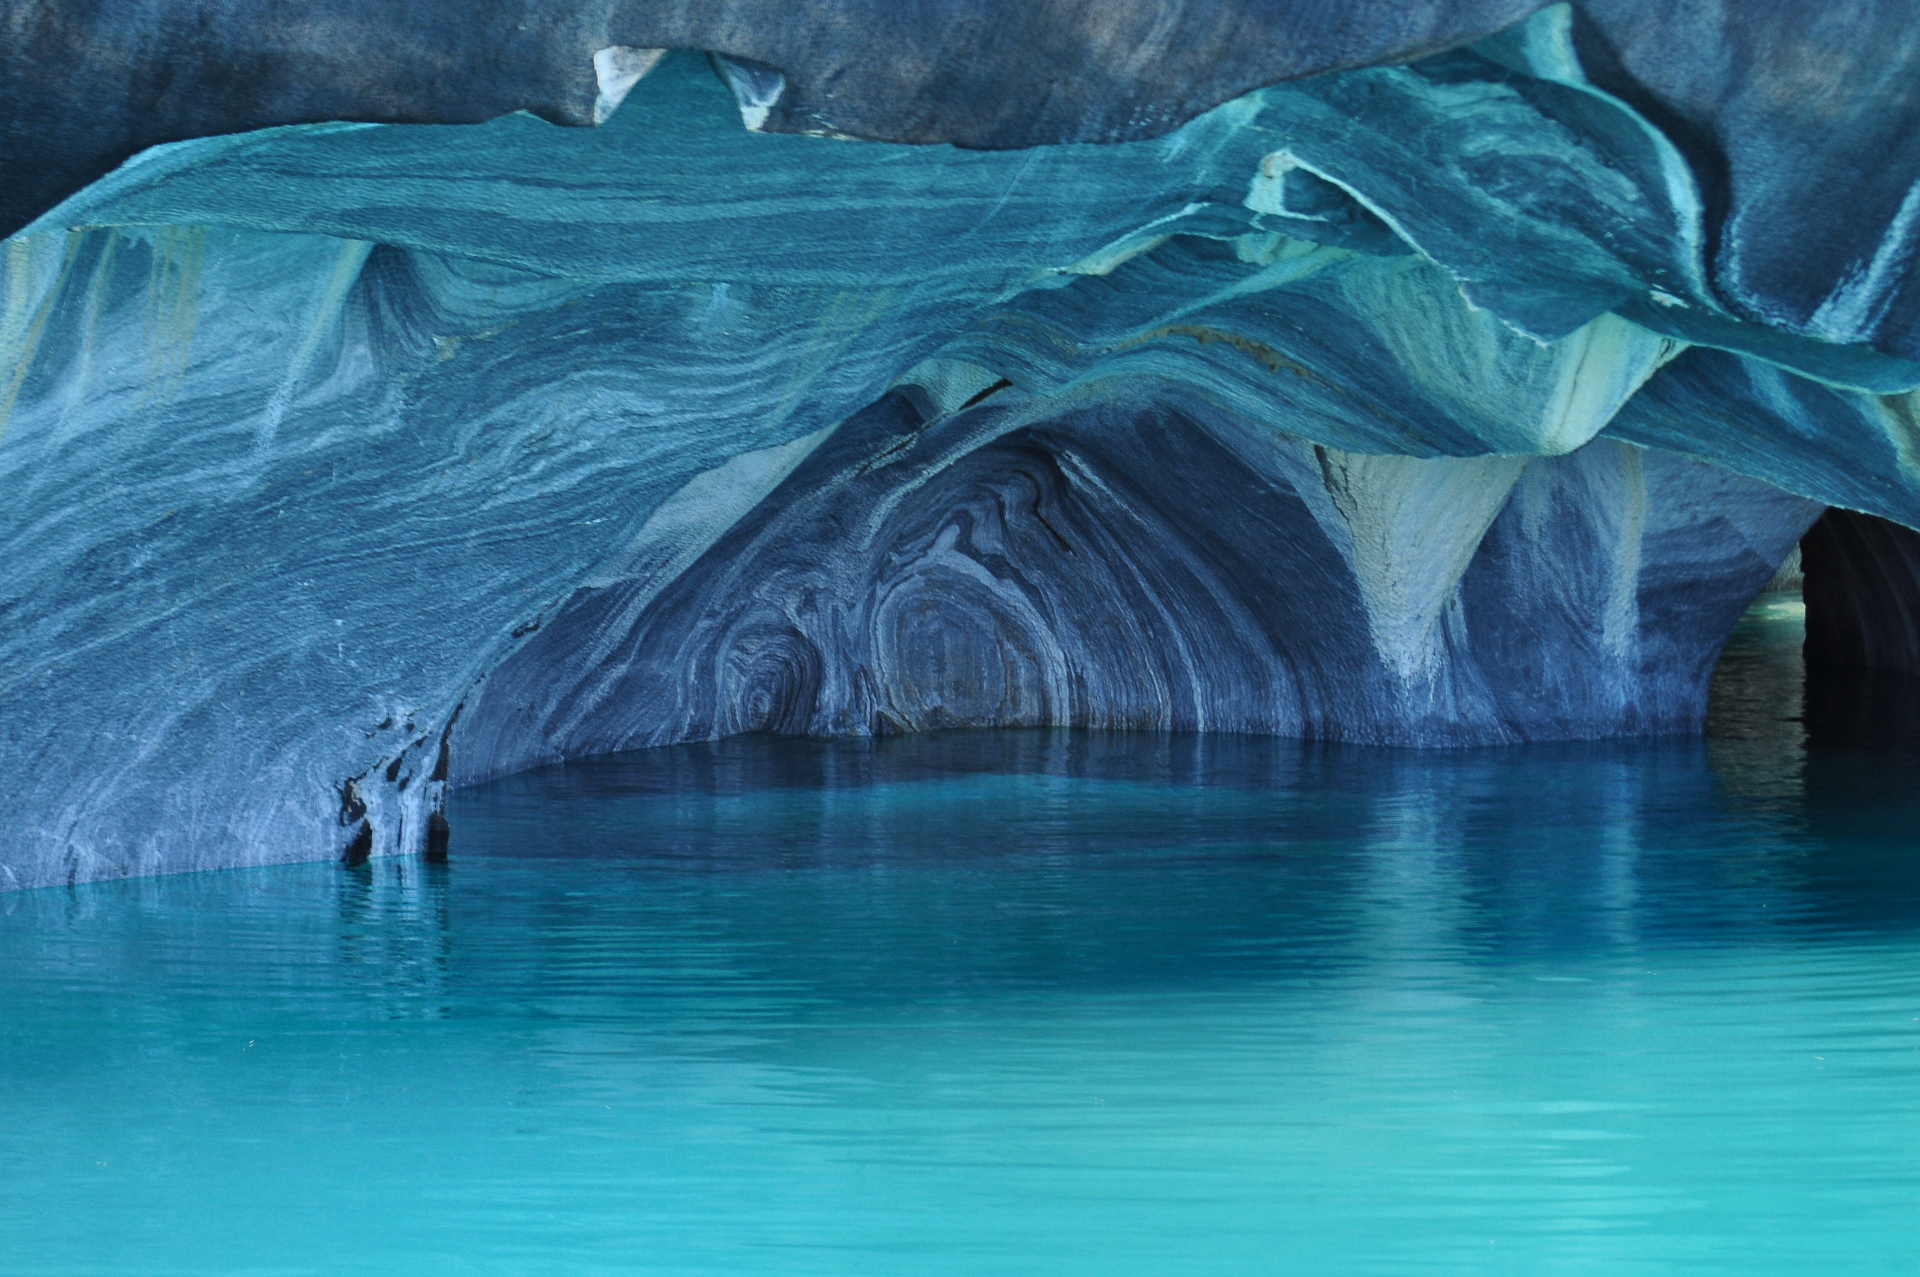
[455,390,1815,783]
[0,14,1912,886]
[6,0,1919,359]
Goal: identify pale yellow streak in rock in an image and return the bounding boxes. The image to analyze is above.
[142,225,205,405]
[1882,389,1920,495]
[0,239,34,364]
[0,232,85,445]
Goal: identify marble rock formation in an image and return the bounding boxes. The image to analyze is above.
[1,4,1916,886]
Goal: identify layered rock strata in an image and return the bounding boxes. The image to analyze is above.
[454,394,1816,781]
[3,8,1918,886]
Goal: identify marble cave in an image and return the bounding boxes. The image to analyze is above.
[5,0,1920,891]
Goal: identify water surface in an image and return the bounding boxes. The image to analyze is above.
[4,596,1919,1274]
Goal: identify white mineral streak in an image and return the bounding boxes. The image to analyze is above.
[585,429,837,591]
[592,46,666,125]
[1358,264,1681,455]
[1808,177,1920,344]
[1305,449,1527,684]
[1532,316,1686,454]
[1489,3,1712,305]
[712,55,786,132]
[257,237,373,445]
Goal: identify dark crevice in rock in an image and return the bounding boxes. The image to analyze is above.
[425,810,451,863]
[431,703,463,784]
[959,379,1015,412]
[341,819,374,866]
[1803,508,1920,679]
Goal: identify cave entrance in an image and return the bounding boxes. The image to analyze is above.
[1708,509,1920,750]
[1801,509,1920,748]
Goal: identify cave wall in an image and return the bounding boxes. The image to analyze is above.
[2,10,1919,887]
[453,393,1816,782]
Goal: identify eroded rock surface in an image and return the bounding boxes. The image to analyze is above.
[2,9,1917,886]
[455,396,1816,781]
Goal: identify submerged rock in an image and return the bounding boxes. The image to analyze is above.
[0,8,1916,886]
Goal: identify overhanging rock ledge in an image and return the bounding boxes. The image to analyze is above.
[2,2,1917,887]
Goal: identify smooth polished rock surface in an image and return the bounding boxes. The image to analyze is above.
[454,396,1817,782]
[7,1,1920,367]
[0,19,1911,887]
[23,32,1920,394]
[0,0,1540,234]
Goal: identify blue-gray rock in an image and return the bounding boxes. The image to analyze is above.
[0,13,1915,887]
[7,0,1919,360]
[453,390,1816,783]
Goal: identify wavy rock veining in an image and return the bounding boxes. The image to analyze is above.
[454,391,1816,782]
[2,9,1918,887]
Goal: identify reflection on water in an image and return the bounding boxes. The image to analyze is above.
[2,594,1918,1275]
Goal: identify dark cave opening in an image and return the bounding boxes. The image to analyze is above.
[1710,508,1920,752]
[1800,509,1920,750]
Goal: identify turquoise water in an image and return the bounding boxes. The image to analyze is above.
[6,598,1920,1275]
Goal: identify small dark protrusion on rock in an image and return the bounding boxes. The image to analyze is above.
[338,778,367,826]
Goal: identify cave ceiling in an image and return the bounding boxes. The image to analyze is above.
[1,1,1916,886]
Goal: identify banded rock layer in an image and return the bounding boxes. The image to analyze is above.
[2,8,1918,886]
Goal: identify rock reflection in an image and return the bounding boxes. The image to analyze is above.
[6,616,1920,1275]
[447,725,1920,1016]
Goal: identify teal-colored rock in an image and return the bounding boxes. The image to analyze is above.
[2,19,1914,886]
